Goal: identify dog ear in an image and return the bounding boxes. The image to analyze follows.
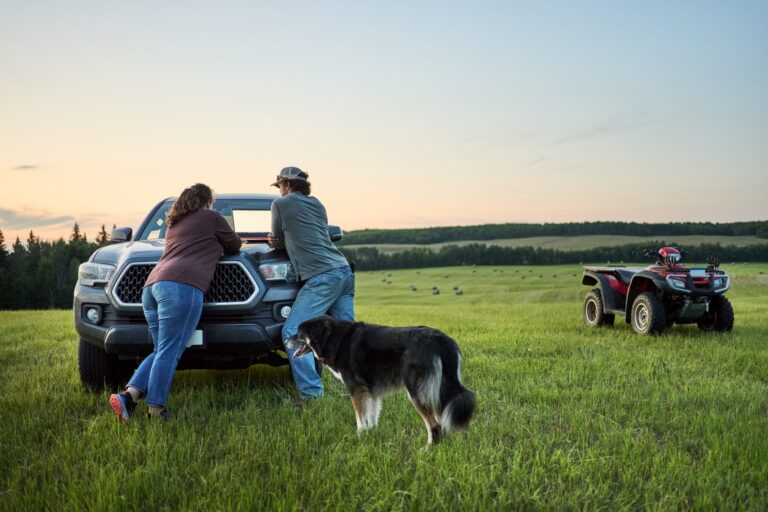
[318,317,343,363]
[300,316,327,348]
[300,316,343,364]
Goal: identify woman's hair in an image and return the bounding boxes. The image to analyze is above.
[166,183,214,227]
[285,179,311,196]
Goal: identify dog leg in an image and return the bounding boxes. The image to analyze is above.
[360,395,381,429]
[350,391,365,431]
[407,393,442,445]
[369,396,383,427]
[351,388,380,433]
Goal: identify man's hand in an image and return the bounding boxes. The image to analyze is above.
[267,233,281,248]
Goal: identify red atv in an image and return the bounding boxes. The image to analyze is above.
[582,247,734,334]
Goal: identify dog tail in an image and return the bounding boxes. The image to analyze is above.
[439,351,476,432]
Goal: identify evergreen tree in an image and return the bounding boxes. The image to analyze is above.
[0,228,6,264]
[70,222,82,242]
[50,238,71,308]
[12,236,25,255]
[7,237,31,308]
[0,229,7,308]
[96,224,110,245]
[26,230,41,265]
[25,231,43,304]
[36,253,56,308]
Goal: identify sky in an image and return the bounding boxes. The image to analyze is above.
[1,1,767,244]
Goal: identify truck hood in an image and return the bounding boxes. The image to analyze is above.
[91,240,275,267]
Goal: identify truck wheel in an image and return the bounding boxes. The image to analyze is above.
[583,289,614,327]
[698,296,734,332]
[631,292,666,335]
[78,339,135,391]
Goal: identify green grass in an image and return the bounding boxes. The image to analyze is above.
[2,263,768,510]
[343,235,766,253]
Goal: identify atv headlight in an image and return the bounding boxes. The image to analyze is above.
[78,262,116,287]
[259,262,292,281]
[713,276,729,292]
[666,276,689,291]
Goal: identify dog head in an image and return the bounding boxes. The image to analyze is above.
[288,315,338,362]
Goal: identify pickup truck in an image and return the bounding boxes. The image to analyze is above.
[74,194,342,389]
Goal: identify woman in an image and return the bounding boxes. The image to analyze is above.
[109,183,241,422]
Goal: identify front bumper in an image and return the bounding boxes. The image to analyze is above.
[663,273,730,297]
[101,322,281,356]
[74,282,296,362]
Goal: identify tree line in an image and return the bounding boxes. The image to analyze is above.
[339,221,768,246]
[340,242,768,271]
[0,224,111,310]
[2,223,767,310]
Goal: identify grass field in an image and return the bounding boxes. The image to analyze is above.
[342,235,766,254]
[2,263,767,510]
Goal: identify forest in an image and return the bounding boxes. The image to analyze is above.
[0,225,110,310]
[339,242,768,272]
[338,221,768,246]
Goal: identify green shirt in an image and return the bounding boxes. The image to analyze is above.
[270,192,349,282]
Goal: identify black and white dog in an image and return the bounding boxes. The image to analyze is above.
[289,316,476,445]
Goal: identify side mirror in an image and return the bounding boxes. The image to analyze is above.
[110,227,133,242]
[328,225,343,242]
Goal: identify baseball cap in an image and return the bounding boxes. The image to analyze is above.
[271,166,309,187]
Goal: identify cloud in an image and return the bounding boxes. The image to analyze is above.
[11,165,39,171]
[0,208,74,230]
[549,113,679,146]
[521,157,546,168]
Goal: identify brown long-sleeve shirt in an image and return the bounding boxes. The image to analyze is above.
[145,208,242,293]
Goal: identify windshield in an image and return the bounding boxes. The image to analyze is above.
[138,198,274,241]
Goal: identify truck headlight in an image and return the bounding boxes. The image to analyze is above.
[78,262,116,287]
[259,262,292,281]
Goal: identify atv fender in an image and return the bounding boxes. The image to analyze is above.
[625,272,665,323]
[582,271,623,314]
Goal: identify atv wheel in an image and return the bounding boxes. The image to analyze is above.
[631,292,666,335]
[697,295,734,332]
[583,289,615,327]
[78,339,136,391]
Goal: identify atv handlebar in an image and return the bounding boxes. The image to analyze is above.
[635,247,690,264]
[633,247,720,269]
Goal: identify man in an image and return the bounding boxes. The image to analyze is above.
[268,166,355,400]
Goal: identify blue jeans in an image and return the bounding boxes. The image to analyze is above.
[282,265,355,398]
[128,281,204,408]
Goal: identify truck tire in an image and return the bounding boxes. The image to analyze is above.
[697,296,735,332]
[583,289,615,327]
[78,339,135,391]
[631,292,666,335]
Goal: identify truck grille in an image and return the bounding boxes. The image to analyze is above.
[113,262,257,306]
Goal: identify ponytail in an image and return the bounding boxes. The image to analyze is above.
[166,183,214,227]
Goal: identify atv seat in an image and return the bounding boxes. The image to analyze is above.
[614,268,638,285]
